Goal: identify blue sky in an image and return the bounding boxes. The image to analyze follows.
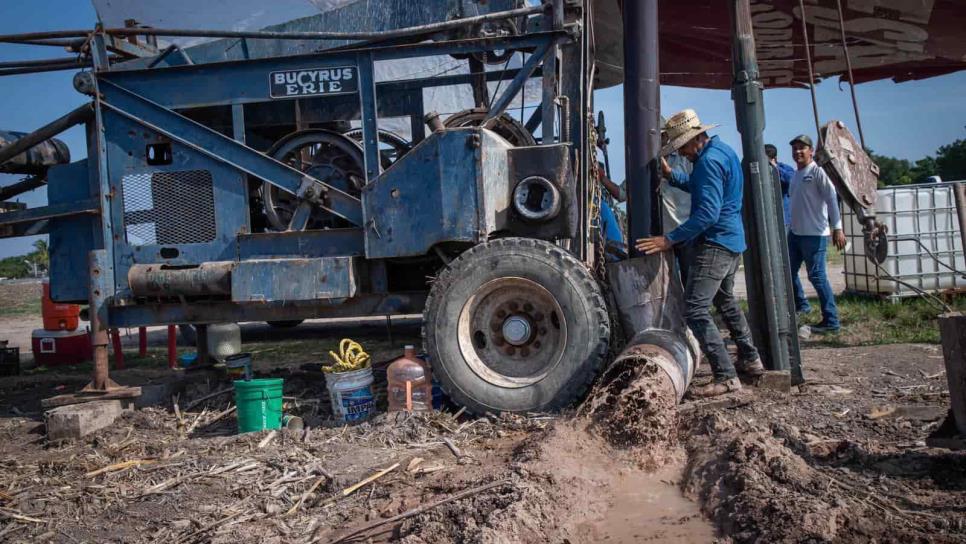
[1,1,964,258]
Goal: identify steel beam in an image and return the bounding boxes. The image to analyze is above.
[0,198,98,225]
[729,0,802,382]
[0,104,91,166]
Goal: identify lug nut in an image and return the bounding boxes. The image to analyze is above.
[496,310,507,319]
[523,303,534,312]
[533,341,542,349]
[504,346,516,356]
[533,312,544,322]
[539,327,547,336]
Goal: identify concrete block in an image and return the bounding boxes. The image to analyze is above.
[756,370,791,393]
[45,400,128,442]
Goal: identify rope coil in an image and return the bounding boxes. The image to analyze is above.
[323,338,371,373]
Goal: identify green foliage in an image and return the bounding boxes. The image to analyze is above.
[870,152,914,186]
[31,239,49,270]
[936,139,966,181]
[0,239,49,278]
[869,139,966,187]
[0,255,29,279]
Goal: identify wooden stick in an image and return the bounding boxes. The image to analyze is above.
[340,463,400,497]
[85,458,156,477]
[326,479,512,544]
[184,407,209,436]
[442,437,462,459]
[172,395,184,428]
[257,430,277,449]
[184,387,234,411]
[285,474,328,517]
[0,508,45,524]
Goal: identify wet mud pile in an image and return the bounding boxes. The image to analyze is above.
[682,412,966,543]
[580,358,678,465]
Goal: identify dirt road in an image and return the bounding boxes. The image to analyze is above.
[0,337,962,543]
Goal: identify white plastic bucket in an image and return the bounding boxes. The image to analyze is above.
[324,367,375,423]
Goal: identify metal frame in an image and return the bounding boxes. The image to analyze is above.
[842,181,966,300]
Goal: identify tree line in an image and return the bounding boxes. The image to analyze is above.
[871,139,966,187]
[0,239,48,279]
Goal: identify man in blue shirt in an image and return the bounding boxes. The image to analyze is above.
[765,143,795,228]
[638,109,763,398]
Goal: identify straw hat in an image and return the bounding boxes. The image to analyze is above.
[662,109,719,156]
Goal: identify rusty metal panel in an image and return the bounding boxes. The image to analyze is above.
[817,120,880,213]
[231,257,357,302]
[361,129,484,259]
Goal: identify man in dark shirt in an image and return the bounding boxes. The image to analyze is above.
[638,109,764,398]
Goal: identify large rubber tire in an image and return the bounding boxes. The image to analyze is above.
[423,238,610,414]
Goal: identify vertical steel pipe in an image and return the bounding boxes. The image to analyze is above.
[138,326,147,357]
[622,0,661,253]
[730,0,802,382]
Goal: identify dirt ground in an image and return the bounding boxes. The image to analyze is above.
[0,312,963,544]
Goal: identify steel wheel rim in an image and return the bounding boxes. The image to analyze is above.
[262,132,364,231]
[456,277,567,388]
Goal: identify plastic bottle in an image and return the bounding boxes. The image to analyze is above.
[387,345,432,412]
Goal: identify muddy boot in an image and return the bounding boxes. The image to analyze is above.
[689,377,742,398]
[735,357,765,377]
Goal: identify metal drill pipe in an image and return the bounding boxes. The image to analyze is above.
[0,104,92,166]
[622,0,661,251]
[731,0,802,379]
[0,29,90,43]
[0,61,91,77]
[0,56,90,69]
[103,5,546,42]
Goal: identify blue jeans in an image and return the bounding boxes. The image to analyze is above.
[788,232,840,328]
[684,243,760,381]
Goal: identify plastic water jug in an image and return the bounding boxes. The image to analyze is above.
[387,345,432,412]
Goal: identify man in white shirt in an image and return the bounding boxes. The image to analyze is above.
[787,135,847,334]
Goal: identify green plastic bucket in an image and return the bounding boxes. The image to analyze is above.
[234,378,283,433]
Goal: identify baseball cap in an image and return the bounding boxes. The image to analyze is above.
[789,134,813,148]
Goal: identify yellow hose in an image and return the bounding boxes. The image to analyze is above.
[323,338,371,373]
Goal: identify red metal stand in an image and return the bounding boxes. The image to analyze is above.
[111,329,125,370]
[167,325,177,369]
[138,326,147,357]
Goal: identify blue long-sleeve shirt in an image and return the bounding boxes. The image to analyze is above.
[665,136,747,254]
[775,161,795,227]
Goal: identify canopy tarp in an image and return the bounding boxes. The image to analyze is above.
[593,0,966,89]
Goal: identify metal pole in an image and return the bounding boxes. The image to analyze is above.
[111,329,125,370]
[952,183,966,264]
[87,252,112,390]
[0,175,46,201]
[797,0,823,147]
[138,326,147,357]
[730,0,802,382]
[833,0,866,149]
[0,104,92,166]
[167,325,177,369]
[622,0,661,253]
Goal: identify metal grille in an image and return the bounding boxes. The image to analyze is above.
[842,181,966,299]
[122,170,216,246]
